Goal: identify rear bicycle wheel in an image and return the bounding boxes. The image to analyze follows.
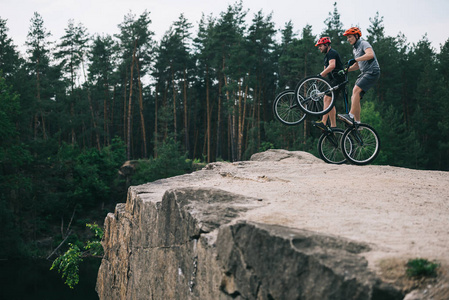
[273,90,306,125]
[295,76,334,116]
[317,128,348,164]
[341,123,380,165]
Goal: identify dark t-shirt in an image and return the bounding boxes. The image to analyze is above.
[324,48,344,83]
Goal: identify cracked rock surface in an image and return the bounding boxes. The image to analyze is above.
[96,149,449,299]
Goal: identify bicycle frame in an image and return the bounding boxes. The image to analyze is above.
[324,71,350,115]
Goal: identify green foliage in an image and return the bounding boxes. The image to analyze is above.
[50,137,126,211]
[85,223,104,256]
[130,138,192,185]
[360,100,381,129]
[50,223,104,289]
[259,141,274,152]
[50,243,82,289]
[376,105,426,168]
[406,258,439,278]
[0,75,20,141]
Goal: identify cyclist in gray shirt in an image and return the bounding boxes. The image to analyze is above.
[338,27,380,125]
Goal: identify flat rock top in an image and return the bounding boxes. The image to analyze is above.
[134,149,449,271]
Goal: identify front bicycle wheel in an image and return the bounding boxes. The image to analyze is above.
[341,123,380,165]
[318,128,348,164]
[295,76,334,116]
[273,90,306,126]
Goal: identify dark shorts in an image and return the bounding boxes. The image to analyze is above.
[325,77,344,99]
[355,72,380,96]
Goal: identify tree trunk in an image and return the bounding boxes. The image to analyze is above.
[172,65,177,142]
[206,66,211,162]
[238,81,248,161]
[127,40,137,160]
[104,82,110,146]
[154,84,159,158]
[135,57,147,158]
[257,78,262,150]
[87,88,101,151]
[183,68,189,155]
[111,85,116,142]
[35,56,48,141]
[123,74,128,143]
[216,78,222,160]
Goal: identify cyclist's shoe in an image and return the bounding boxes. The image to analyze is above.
[338,114,354,125]
[312,120,329,131]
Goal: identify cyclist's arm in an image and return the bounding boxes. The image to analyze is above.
[356,47,374,62]
[349,62,360,72]
[320,59,336,77]
[349,47,374,72]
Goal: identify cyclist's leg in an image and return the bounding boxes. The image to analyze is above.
[327,106,337,127]
[350,85,363,122]
[321,95,332,125]
[350,72,380,122]
[328,86,341,127]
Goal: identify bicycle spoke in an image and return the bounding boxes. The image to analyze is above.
[295,76,334,116]
[342,124,380,165]
[273,90,306,126]
[319,129,347,164]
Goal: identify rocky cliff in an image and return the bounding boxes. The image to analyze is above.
[96,150,449,300]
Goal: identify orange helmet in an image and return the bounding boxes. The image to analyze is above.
[315,37,331,46]
[343,27,362,37]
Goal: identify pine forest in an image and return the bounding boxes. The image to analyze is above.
[1,2,449,261]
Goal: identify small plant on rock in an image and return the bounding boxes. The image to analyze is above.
[406,258,439,278]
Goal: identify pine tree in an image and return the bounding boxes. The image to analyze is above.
[116,11,154,159]
[410,36,441,169]
[88,34,117,146]
[212,1,248,161]
[55,20,91,146]
[192,14,217,162]
[365,12,402,106]
[172,14,194,155]
[0,18,22,81]
[321,2,345,51]
[245,10,277,160]
[25,12,54,140]
[436,39,449,169]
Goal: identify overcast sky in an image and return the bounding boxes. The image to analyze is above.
[1,0,448,55]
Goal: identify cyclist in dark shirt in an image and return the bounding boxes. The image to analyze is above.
[313,37,345,131]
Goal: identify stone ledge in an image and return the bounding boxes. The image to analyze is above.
[97,185,403,299]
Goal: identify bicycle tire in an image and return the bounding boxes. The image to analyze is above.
[294,76,335,116]
[273,90,306,126]
[317,128,349,164]
[341,123,380,165]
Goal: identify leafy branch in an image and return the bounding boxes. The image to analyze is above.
[50,223,104,289]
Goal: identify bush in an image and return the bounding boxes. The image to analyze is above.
[130,138,192,185]
[406,258,439,278]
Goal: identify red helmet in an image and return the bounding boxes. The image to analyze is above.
[315,37,331,46]
[343,27,362,37]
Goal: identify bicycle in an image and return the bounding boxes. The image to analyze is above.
[339,121,380,165]
[274,64,351,126]
[315,127,348,164]
[273,62,380,165]
[273,88,350,164]
[272,90,306,126]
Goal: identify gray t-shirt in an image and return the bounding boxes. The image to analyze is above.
[353,39,380,74]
